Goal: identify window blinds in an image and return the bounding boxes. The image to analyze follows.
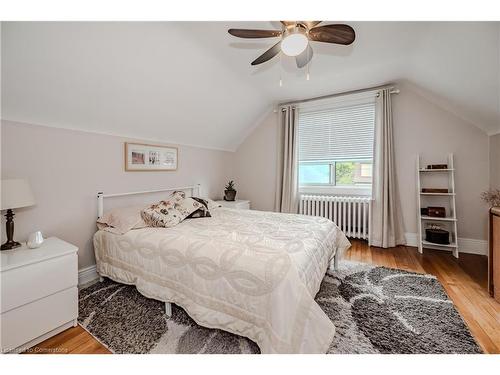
[298,101,375,162]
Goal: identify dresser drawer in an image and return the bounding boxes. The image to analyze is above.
[1,253,77,313]
[216,200,251,210]
[1,286,78,352]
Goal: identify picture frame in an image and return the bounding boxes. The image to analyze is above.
[124,142,178,171]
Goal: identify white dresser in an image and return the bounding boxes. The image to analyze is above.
[0,237,78,353]
[216,199,251,210]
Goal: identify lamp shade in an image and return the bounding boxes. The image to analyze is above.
[1,179,36,210]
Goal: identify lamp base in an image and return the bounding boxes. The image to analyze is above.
[1,240,21,251]
[1,209,21,251]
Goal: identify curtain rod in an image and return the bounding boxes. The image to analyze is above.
[277,83,399,108]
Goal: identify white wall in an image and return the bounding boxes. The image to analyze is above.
[393,82,490,242]
[234,83,491,247]
[490,134,500,189]
[1,120,234,269]
[233,112,279,212]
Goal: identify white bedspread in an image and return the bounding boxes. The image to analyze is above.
[93,207,351,353]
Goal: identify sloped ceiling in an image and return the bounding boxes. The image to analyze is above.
[2,21,499,151]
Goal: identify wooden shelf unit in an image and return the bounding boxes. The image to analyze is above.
[416,153,459,258]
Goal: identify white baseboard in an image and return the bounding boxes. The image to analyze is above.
[404,232,488,256]
[78,265,99,286]
[455,238,488,256]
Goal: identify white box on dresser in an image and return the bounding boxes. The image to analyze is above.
[0,237,78,353]
[215,199,251,210]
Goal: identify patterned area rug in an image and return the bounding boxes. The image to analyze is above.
[78,261,482,354]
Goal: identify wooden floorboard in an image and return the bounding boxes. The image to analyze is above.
[26,241,499,354]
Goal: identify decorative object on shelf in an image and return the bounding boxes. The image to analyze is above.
[481,189,500,207]
[27,231,44,249]
[425,224,450,245]
[223,180,237,201]
[426,164,448,170]
[124,142,178,171]
[1,179,36,251]
[416,153,458,257]
[427,206,446,218]
[422,188,449,193]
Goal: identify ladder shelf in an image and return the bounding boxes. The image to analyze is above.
[416,153,459,258]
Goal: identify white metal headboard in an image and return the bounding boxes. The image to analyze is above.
[97,184,202,219]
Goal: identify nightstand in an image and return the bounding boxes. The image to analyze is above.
[1,237,78,353]
[216,199,251,210]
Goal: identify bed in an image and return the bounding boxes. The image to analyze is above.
[93,185,351,353]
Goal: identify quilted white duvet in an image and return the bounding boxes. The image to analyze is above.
[93,207,351,353]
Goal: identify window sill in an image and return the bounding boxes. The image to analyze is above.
[299,186,372,197]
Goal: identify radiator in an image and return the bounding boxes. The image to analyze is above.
[299,195,371,240]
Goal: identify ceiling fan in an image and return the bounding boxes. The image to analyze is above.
[228,21,355,68]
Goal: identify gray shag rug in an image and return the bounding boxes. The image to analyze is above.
[78,261,482,354]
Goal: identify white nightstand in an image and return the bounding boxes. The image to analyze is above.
[216,199,251,210]
[0,237,78,353]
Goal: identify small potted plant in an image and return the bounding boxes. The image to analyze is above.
[224,180,237,201]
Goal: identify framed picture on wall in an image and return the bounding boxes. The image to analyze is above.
[124,142,178,171]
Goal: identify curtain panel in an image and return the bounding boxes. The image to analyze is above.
[369,88,406,248]
[274,105,299,213]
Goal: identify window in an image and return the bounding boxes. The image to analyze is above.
[298,98,375,195]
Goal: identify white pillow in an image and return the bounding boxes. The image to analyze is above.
[97,205,147,234]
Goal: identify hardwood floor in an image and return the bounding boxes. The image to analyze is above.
[23,326,111,354]
[26,241,499,354]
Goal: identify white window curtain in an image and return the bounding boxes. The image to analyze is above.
[275,105,299,213]
[369,88,406,248]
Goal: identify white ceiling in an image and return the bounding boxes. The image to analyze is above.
[2,21,499,151]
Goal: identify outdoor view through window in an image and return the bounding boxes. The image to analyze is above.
[299,161,373,186]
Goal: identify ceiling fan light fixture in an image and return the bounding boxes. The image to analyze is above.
[280,27,308,57]
[228,22,356,66]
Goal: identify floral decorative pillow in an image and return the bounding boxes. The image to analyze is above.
[187,197,211,219]
[141,191,203,228]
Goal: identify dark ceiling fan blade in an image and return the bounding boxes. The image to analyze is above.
[228,29,282,38]
[251,41,282,65]
[308,24,355,45]
[296,44,313,68]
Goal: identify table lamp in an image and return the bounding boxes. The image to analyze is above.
[1,179,35,250]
